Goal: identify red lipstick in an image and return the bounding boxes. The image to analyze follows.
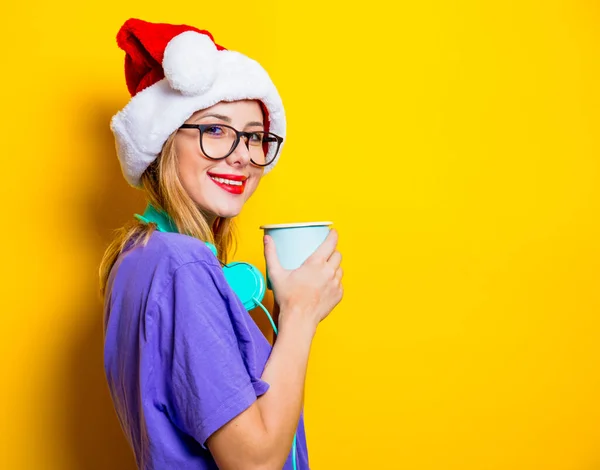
[208,173,248,195]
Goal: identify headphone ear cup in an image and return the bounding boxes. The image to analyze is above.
[222,262,266,311]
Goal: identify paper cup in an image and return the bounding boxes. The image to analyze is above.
[260,221,333,290]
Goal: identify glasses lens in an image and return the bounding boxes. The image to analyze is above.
[201,125,237,159]
[249,132,280,166]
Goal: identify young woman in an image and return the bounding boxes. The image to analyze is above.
[99,19,344,469]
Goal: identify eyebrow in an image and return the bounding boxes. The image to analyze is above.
[193,113,264,128]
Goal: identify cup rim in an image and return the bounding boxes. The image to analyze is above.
[259,221,333,230]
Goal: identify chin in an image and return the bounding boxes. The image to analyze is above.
[210,204,243,219]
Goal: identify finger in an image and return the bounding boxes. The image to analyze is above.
[327,251,342,270]
[263,236,283,275]
[306,229,338,264]
[334,267,343,287]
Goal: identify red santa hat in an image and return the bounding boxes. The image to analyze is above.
[110,18,286,188]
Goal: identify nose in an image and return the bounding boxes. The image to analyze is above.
[226,136,251,167]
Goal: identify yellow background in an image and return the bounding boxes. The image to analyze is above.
[2,1,600,469]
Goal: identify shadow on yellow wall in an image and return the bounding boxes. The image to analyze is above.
[63,100,142,469]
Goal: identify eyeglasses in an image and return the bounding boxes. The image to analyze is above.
[179,124,283,167]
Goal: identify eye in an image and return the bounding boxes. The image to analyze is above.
[204,125,226,136]
[249,132,263,143]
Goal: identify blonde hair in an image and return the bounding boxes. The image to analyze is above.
[98,131,237,300]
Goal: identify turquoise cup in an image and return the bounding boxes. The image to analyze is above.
[260,221,333,290]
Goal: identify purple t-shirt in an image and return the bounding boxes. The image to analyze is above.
[103,230,309,469]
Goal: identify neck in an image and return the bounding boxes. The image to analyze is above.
[199,207,218,228]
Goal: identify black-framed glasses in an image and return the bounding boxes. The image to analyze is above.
[179,124,283,167]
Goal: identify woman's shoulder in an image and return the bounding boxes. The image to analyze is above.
[110,231,221,297]
[124,230,219,270]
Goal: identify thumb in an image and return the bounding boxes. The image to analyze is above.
[264,236,283,275]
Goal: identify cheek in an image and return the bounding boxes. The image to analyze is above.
[176,139,209,181]
[245,173,263,198]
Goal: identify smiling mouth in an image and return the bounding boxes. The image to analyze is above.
[208,174,247,195]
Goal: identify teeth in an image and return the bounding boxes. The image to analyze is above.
[210,176,243,186]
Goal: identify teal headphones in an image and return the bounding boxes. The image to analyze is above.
[133,203,298,469]
[133,204,266,311]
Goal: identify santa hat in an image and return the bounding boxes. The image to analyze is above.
[110,18,286,188]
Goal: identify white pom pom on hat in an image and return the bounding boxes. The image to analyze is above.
[163,31,219,96]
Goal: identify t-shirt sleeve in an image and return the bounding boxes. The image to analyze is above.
[153,259,269,448]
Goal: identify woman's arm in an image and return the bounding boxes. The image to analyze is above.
[207,312,315,469]
[207,230,343,469]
